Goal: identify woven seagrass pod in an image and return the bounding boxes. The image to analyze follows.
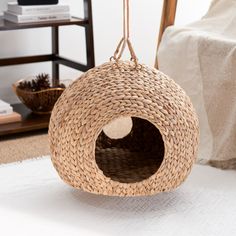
[49,0,199,196]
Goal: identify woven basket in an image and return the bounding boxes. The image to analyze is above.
[49,61,199,196]
[13,81,65,114]
[49,0,199,196]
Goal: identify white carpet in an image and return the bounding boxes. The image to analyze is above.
[0,157,235,236]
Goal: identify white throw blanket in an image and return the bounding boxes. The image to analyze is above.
[158,0,236,166]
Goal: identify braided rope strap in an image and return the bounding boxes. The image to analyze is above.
[110,0,140,69]
[49,0,199,196]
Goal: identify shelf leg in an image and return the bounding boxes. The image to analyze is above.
[52,26,59,87]
[84,0,95,69]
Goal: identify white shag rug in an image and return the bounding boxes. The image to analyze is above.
[0,156,235,236]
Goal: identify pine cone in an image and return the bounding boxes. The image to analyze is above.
[59,83,66,88]
[18,80,33,91]
[35,73,51,91]
[17,73,66,92]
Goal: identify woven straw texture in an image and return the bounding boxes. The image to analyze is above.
[49,61,199,196]
[13,83,64,114]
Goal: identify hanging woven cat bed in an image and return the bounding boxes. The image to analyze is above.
[49,0,199,196]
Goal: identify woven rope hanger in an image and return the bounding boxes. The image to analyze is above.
[110,0,139,68]
[49,0,199,196]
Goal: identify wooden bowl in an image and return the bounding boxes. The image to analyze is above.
[12,80,65,114]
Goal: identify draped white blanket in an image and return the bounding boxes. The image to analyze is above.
[158,0,236,163]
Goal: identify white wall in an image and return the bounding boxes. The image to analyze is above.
[0,0,211,103]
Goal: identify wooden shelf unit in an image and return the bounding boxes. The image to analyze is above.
[0,0,95,136]
[0,103,50,136]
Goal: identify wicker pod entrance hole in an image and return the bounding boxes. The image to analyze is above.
[96,117,165,183]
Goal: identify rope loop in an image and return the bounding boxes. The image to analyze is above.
[111,0,140,70]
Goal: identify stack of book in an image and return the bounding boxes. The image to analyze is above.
[0,100,21,124]
[4,2,70,24]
